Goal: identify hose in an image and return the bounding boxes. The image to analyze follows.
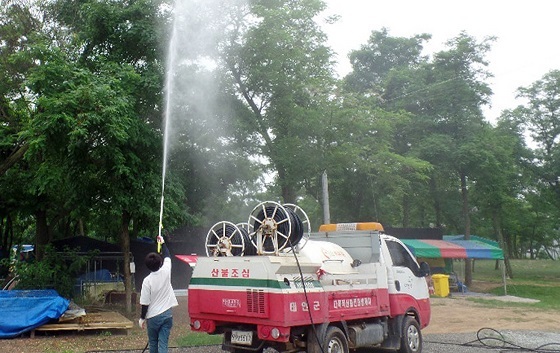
[251,205,304,252]
[206,222,245,257]
[425,327,560,353]
[238,226,257,256]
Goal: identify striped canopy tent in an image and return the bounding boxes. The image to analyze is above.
[401,238,504,260]
[401,236,507,294]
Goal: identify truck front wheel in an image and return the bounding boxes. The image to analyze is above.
[398,316,422,353]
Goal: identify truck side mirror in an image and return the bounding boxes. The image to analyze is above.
[351,259,362,268]
[419,262,430,277]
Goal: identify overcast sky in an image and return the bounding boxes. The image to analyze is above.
[322,0,560,121]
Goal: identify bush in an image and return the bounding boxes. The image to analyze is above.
[5,245,94,298]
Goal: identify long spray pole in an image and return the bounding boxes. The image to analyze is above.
[158,189,164,253]
[158,193,165,237]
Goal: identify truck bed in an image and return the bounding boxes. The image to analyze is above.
[188,255,391,328]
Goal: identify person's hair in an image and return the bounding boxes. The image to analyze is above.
[145,252,163,272]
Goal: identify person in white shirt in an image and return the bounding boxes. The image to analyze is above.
[138,235,178,353]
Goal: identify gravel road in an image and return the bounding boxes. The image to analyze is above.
[88,330,560,353]
[425,331,560,353]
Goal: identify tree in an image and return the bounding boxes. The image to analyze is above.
[0,0,191,312]
[221,0,335,203]
[413,33,494,285]
[509,70,560,260]
[0,2,37,258]
[314,95,432,225]
[346,30,495,283]
[335,29,433,226]
[515,70,560,210]
[345,27,431,97]
[0,1,79,259]
[469,118,531,277]
[48,0,187,312]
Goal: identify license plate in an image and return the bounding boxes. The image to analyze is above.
[231,330,253,346]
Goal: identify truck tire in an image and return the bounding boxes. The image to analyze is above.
[398,316,422,353]
[310,326,348,353]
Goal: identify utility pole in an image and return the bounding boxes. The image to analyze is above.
[322,171,330,224]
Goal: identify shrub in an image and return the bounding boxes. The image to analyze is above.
[6,245,95,298]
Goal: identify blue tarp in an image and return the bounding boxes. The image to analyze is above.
[0,290,69,338]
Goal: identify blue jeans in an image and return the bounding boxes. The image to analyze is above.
[147,308,173,353]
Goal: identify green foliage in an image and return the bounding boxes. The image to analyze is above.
[222,0,335,203]
[345,27,431,94]
[0,0,189,252]
[6,245,93,298]
[0,0,559,267]
[487,71,560,259]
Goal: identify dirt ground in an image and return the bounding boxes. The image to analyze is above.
[1,293,560,353]
[424,295,560,334]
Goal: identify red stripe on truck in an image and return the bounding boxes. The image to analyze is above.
[188,287,392,327]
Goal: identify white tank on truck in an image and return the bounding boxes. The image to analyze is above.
[185,201,431,353]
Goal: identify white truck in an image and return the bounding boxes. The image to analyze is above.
[186,202,431,353]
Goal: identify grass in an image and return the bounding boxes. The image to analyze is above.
[175,330,223,347]
[460,259,560,309]
[473,258,560,283]
[486,285,560,309]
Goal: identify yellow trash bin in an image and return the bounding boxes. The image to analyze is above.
[431,274,450,297]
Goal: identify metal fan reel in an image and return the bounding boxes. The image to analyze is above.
[283,203,311,251]
[248,201,292,255]
[205,221,247,257]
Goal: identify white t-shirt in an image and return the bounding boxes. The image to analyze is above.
[140,257,178,319]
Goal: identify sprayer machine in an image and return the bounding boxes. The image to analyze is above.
[184,201,431,353]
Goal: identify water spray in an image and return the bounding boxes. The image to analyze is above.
[157,0,227,250]
[157,0,181,251]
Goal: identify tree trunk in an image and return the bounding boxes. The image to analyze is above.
[35,208,49,261]
[460,172,472,286]
[430,177,442,227]
[2,216,7,250]
[1,217,4,250]
[2,215,14,255]
[281,183,296,204]
[120,210,133,314]
[492,211,513,278]
[277,165,296,204]
[0,143,28,175]
[78,219,85,237]
[402,194,410,227]
[507,233,516,259]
